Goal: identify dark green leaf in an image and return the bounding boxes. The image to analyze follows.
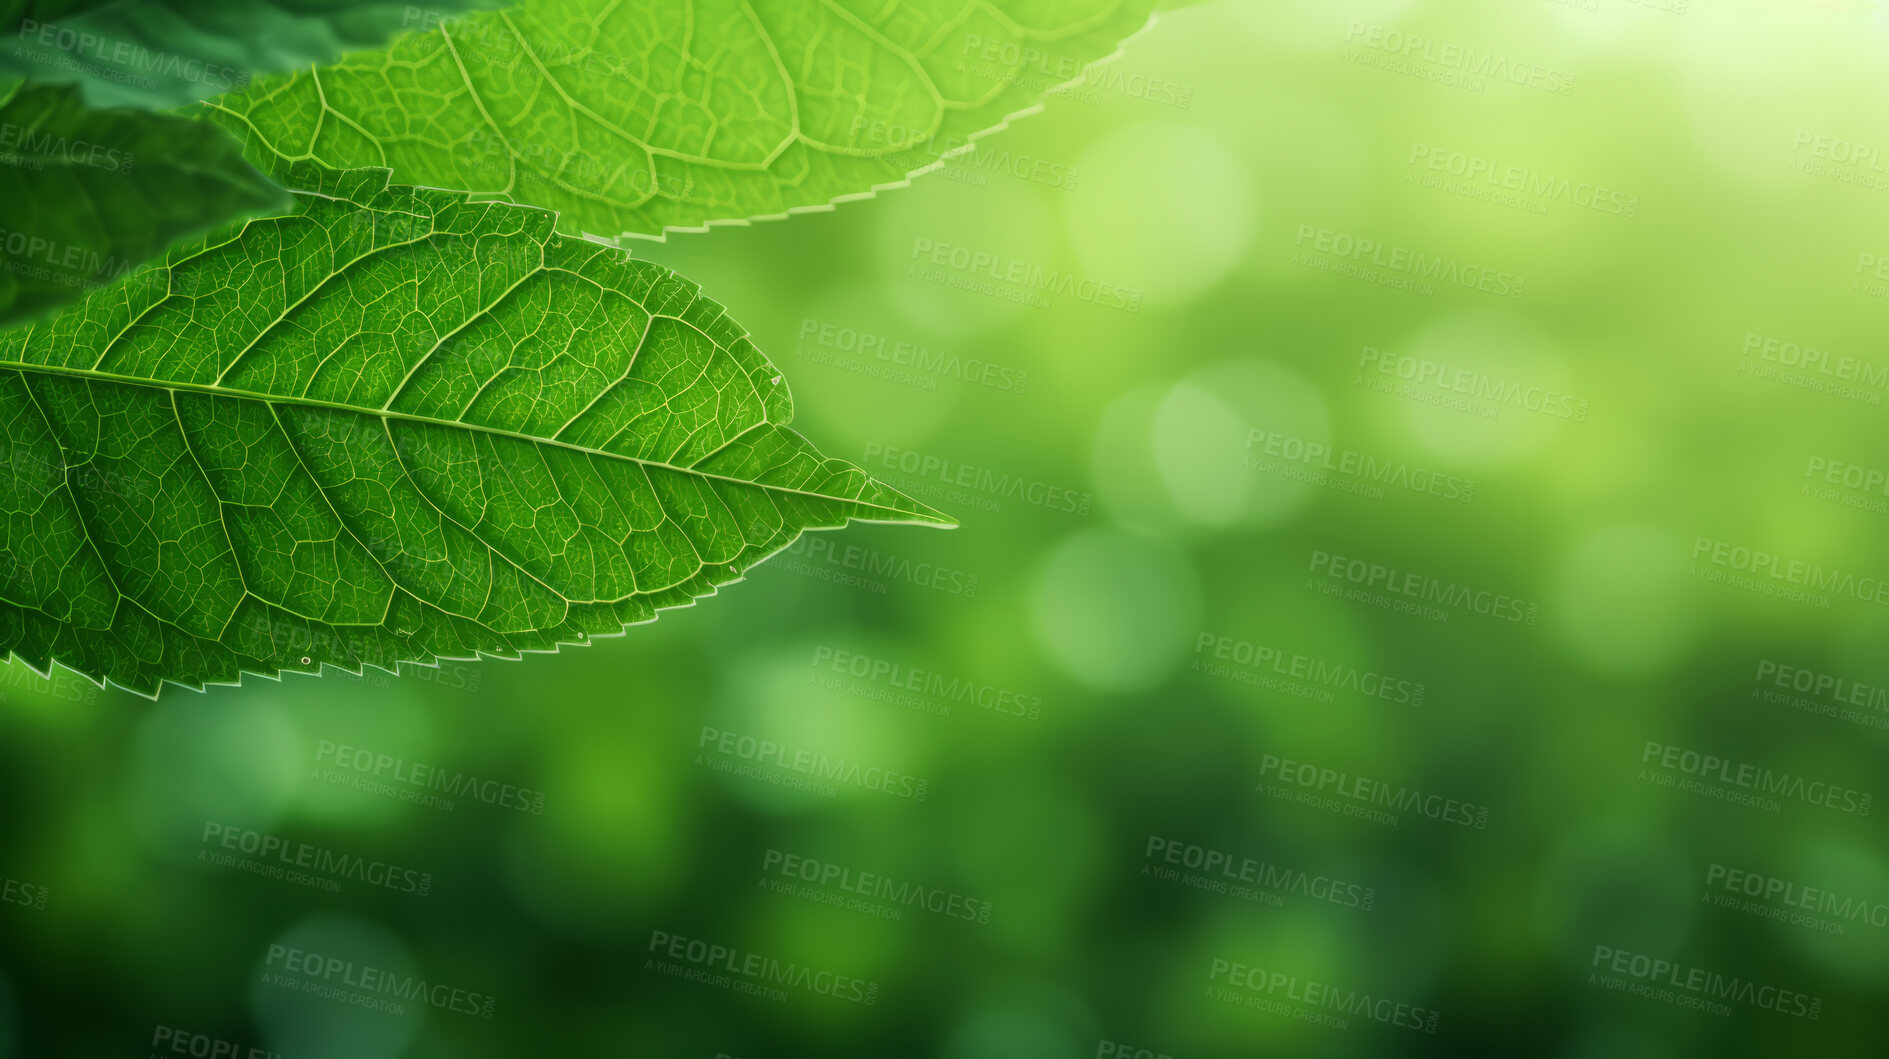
[0,77,286,327]
[2,0,501,108]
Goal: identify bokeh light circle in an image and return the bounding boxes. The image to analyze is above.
[249,914,425,1059]
[1550,524,1699,677]
[1064,121,1253,307]
[123,689,302,858]
[1028,528,1201,693]
[1154,358,1332,530]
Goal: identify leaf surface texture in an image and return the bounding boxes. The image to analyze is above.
[209,0,1157,238]
[0,164,948,694]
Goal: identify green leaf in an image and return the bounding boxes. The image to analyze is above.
[2,0,501,109]
[205,0,1159,240]
[0,162,950,696]
[0,78,287,328]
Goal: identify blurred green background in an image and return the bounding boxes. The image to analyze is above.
[8,0,1889,1054]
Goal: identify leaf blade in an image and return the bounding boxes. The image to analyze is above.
[205,0,1158,239]
[0,163,948,696]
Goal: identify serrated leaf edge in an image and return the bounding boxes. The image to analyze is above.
[4,167,956,699]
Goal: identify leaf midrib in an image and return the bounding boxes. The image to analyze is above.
[0,356,947,524]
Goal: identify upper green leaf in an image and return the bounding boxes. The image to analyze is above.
[0,162,949,696]
[2,0,500,109]
[204,0,1158,240]
[0,78,287,328]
